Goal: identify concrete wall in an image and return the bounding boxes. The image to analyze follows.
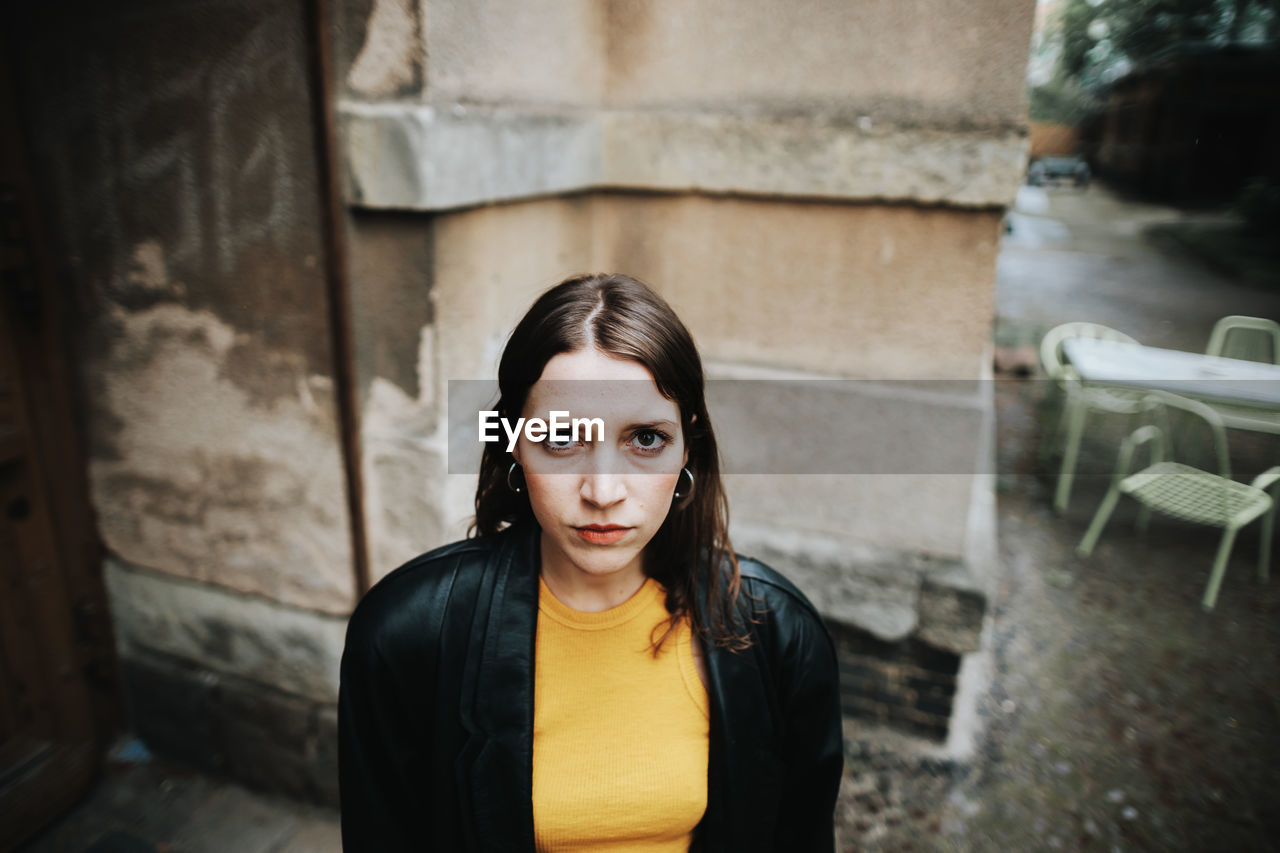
[597,195,1003,379]
[337,0,1033,210]
[341,0,1032,125]
[602,0,1031,125]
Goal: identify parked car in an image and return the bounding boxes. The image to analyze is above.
[1027,156,1091,188]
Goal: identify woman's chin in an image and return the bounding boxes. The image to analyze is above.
[559,542,645,580]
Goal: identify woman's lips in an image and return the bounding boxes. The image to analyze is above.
[575,525,630,545]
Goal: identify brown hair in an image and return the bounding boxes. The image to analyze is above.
[472,273,748,650]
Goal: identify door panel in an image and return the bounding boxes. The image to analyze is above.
[0,56,113,851]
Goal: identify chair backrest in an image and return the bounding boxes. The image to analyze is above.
[1206,315,1280,364]
[1143,390,1232,480]
[1040,322,1139,382]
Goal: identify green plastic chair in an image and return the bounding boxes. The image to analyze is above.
[1206,315,1280,364]
[1076,390,1280,611]
[1040,322,1151,513]
[1201,315,1280,433]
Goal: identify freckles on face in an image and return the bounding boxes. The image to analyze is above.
[514,347,689,580]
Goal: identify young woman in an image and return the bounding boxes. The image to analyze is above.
[339,273,844,852]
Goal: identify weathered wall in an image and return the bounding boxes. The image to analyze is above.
[603,0,1031,126]
[12,0,350,799]
[340,0,1033,125]
[596,195,1003,379]
[396,195,998,658]
[423,0,607,105]
[337,0,1035,211]
[352,196,602,577]
[15,0,353,613]
[333,0,1032,752]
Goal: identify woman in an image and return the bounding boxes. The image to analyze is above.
[339,273,844,851]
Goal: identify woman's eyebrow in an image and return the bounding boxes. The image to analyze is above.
[625,419,678,431]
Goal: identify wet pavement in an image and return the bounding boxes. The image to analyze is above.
[20,184,1280,852]
[997,184,1280,353]
[15,741,340,853]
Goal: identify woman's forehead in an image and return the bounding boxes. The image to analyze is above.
[526,350,678,422]
[523,378,679,423]
[537,347,652,382]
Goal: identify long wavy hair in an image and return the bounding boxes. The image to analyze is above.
[472,273,748,651]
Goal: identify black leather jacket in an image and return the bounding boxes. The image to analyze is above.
[338,522,844,851]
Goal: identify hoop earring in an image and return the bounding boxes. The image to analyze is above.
[507,462,525,494]
[673,467,695,500]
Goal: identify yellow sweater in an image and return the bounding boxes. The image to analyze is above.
[532,576,710,852]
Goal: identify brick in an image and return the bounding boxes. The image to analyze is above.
[915,690,957,718]
[831,620,963,740]
[906,673,957,694]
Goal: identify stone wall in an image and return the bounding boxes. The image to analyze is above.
[335,0,1034,751]
[11,0,349,800]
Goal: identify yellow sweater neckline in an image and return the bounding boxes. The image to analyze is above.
[537,575,665,631]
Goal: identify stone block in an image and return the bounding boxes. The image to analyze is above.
[119,646,338,808]
[105,558,347,703]
[217,687,316,798]
[340,104,1028,211]
[917,572,988,654]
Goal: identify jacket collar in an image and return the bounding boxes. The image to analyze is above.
[456,522,541,851]
[696,557,780,852]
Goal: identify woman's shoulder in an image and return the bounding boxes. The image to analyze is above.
[728,553,836,659]
[733,553,824,624]
[343,533,505,651]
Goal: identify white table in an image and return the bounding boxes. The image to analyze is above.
[1062,337,1280,432]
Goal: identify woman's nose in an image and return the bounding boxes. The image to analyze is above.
[580,472,626,508]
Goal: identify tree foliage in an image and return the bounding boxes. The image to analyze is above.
[1053,0,1278,87]
[1027,79,1102,124]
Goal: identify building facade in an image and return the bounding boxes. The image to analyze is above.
[2,0,1035,814]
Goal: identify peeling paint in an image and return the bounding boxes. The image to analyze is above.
[360,325,450,578]
[89,302,355,613]
[348,0,419,97]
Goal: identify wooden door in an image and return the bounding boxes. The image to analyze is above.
[0,55,115,852]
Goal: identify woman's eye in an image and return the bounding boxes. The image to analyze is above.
[630,429,671,455]
[543,437,579,455]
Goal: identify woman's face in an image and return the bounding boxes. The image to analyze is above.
[511,346,688,585]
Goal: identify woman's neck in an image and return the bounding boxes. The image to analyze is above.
[538,539,648,613]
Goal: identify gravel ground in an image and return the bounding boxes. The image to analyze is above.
[834,376,1280,852]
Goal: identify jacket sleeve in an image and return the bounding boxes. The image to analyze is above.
[772,599,845,851]
[338,596,431,852]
